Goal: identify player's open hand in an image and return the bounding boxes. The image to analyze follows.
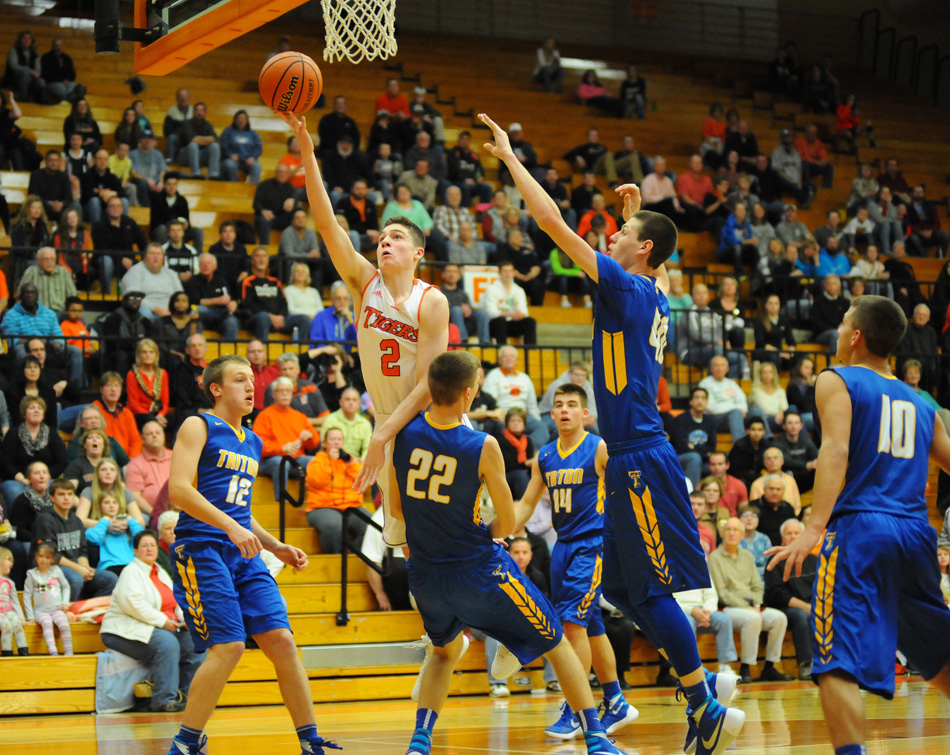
[275,543,309,572]
[275,110,315,154]
[765,527,821,581]
[353,435,385,494]
[478,114,515,161]
[227,523,263,559]
[615,184,642,221]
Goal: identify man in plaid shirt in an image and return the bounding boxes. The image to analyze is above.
[432,185,475,244]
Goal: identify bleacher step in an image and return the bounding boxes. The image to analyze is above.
[300,641,424,670]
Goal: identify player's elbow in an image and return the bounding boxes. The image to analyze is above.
[492,509,516,540]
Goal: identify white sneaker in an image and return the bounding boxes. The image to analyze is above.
[491,644,522,679]
[410,635,433,702]
[489,683,510,698]
[561,299,572,308]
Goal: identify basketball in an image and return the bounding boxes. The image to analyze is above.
[258,51,323,114]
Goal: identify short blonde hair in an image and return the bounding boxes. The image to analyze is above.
[135,338,160,366]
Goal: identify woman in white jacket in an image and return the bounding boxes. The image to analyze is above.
[100,530,204,712]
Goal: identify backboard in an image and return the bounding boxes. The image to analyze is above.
[133,0,308,76]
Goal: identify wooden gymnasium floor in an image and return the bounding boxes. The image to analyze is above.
[2,678,949,754]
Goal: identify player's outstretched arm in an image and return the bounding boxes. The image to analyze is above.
[169,416,262,559]
[250,516,308,572]
[353,290,450,494]
[276,111,375,294]
[479,113,600,282]
[766,370,850,580]
[513,460,545,532]
[480,435,516,539]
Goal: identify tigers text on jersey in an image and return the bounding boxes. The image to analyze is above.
[827,366,935,522]
[393,412,492,565]
[175,414,263,541]
[537,432,604,542]
[593,254,668,445]
[358,272,437,416]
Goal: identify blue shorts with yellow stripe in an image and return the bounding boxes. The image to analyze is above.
[171,538,290,653]
[600,437,710,615]
[551,535,605,637]
[812,512,950,699]
[408,541,562,665]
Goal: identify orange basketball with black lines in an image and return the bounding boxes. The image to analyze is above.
[259,51,323,114]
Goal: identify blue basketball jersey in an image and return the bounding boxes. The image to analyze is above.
[393,412,493,566]
[592,253,668,445]
[537,432,604,542]
[828,365,935,522]
[176,413,263,541]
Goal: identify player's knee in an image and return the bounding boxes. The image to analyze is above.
[208,640,246,666]
[255,628,296,658]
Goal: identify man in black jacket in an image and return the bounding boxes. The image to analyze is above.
[811,274,849,353]
[99,290,152,376]
[207,220,249,295]
[770,412,818,493]
[33,479,117,600]
[317,95,360,158]
[238,247,310,340]
[322,135,372,207]
[184,253,239,339]
[172,333,212,429]
[764,518,817,680]
[92,195,147,275]
[253,163,298,243]
[28,150,75,220]
[149,172,203,251]
[39,38,85,104]
[176,102,220,179]
[25,337,81,430]
[334,178,379,252]
[446,130,492,205]
[80,149,124,225]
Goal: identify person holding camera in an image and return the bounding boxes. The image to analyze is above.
[302,427,369,554]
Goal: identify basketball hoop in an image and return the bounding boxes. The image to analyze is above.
[321,0,398,64]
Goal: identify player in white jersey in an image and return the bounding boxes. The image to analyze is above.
[279,112,449,547]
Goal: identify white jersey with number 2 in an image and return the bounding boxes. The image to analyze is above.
[358,271,436,417]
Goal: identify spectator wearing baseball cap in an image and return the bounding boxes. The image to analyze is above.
[129,129,167,208]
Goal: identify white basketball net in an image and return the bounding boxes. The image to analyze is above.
[321,0,398,64]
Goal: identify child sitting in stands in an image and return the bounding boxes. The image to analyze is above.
[84,493,144,576]
[0,546,28,656]
[24,542,73,655]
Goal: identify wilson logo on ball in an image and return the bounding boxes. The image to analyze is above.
[277,77,299,111]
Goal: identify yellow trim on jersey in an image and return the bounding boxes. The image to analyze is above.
[176,556,209,640]
[814,546,838,663]
[425,412,463,431]
[576,554,603,620]
[473,482,485,526]
[628,486,672,585]
[853,364,898,380]
[602,330,628,395]
[557,431,589,459]
[498,571,556,640]
[206,412,245,443]
[597,477,605,515]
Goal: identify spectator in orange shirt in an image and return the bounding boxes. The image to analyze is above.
[375,78,411,121]
[575,193,618,239]
[303,427,368,554]
[61,296,97,354]
[93,371,143,457]
[676,154,714,231]
[277,135,307,202]
[835,93,876,153]
[794,123,834,190]
[254,376,320,500]
[0,266,8,313]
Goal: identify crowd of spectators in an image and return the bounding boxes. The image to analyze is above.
[2,31,949,694]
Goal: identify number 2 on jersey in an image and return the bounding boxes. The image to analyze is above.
[380,338,400,376]
[225,475,252,507]
[407,448,458,504]
[878,395,916,459]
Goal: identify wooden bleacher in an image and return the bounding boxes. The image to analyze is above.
[2,3,950,715]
